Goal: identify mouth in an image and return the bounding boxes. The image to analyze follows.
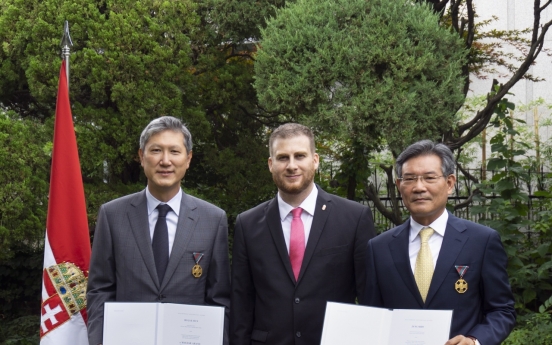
[412,197,430,202]
[157,171,174,176]
[286,174,301,179]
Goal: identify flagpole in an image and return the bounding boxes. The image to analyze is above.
[60,20,73,91]
[40,23,90,344]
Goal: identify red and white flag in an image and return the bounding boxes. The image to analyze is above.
[40,61,91,345]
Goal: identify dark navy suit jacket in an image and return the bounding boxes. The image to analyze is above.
[365,212,515,345]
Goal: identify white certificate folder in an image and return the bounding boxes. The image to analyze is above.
[103,302,224,345]
[321,302,453,345]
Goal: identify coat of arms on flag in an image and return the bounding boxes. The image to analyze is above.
[40,263,88,337]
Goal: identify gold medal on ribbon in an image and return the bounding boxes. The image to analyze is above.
[192,252,204,278]
[455,278,468,293]
[454,265,469,293]
[192,264,202,278]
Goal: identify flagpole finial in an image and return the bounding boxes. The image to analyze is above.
[60,21,73,57]
[60,21,73,90]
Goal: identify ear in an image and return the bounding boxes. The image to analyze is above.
[185,151,193,169]
[446,174,457,195]
[268,156,273,172]
[138,149,144,167]
[313,152,319,170]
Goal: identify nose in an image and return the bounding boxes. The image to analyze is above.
[287,157,298,170]
[160,151,171,165]
[412,177,427,191]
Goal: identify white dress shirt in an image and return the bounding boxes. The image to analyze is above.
[145,187,182,256]
[277,184,318,253]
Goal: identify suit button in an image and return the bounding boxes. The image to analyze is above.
[158,294,165,301]
[296,331,301,338]
[294,297,300,304]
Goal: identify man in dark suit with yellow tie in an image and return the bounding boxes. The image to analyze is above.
[230,123,376,345]
[365,140,515,345]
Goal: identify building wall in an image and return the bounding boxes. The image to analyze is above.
[466,0,552,168]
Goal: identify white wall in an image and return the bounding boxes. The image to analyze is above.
[466,0,552,168]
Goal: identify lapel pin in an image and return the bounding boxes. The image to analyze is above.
[322,205,326,210]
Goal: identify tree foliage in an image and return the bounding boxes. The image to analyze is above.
[207,0,287,43]
[0,111,49,261]
[255,0,467,156]
[363,0,552,223]
[470,99,552,310]
[0,0,274,217]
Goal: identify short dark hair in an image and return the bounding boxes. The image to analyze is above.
[395,140,455,177]
[268,123,315,156]
[139,116,193,153]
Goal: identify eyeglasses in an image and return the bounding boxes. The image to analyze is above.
[398,174,446,185]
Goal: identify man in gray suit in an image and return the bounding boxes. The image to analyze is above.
[86,116,230,345]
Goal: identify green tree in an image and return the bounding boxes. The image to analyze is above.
[0,0,274,217]
[378,0,552,224]
[255,0,466,199]
[0,0,200,182]
[0,111,49,261]
[0,112,47,343]
[207,0,287,43]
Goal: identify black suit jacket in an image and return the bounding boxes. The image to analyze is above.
[230,186,376,345]
[365,213,515,345]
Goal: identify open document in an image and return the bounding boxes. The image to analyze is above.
[320,302,452,345]
[103,302,224,345]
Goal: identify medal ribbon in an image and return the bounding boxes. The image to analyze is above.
[455,265,469,278]
[193,252,204,265]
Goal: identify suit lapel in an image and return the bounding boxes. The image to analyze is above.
[128,191,160,288]
[266,197,296,284]
[388,221,424,307]
[425,214,468,305]
[161,193,198,290]
[297,188,331,283]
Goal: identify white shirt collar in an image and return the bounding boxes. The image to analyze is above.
[277,184,318,221]
[409,209,448,242]
[145,187,182,216]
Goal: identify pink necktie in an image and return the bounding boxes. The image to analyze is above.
[290,207,305,281]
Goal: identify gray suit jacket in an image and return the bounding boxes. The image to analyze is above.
[86,189,230,345]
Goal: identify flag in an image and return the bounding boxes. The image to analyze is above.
[40,60,91,345]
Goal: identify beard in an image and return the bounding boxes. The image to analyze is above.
[272,168,315,195]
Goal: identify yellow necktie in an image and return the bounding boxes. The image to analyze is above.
[414,227,435,303]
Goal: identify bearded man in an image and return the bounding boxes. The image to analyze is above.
[230,123,376,345]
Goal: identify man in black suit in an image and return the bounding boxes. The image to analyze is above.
[365,140,515,345]
[230,123,376,345]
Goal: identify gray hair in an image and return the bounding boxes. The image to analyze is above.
[139,116,193,153]
[395,140,455,177]
[268,123,315,156]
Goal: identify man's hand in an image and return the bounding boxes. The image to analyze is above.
[445,335,476,345]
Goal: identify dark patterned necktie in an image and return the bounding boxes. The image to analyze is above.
[152,204,172,284]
